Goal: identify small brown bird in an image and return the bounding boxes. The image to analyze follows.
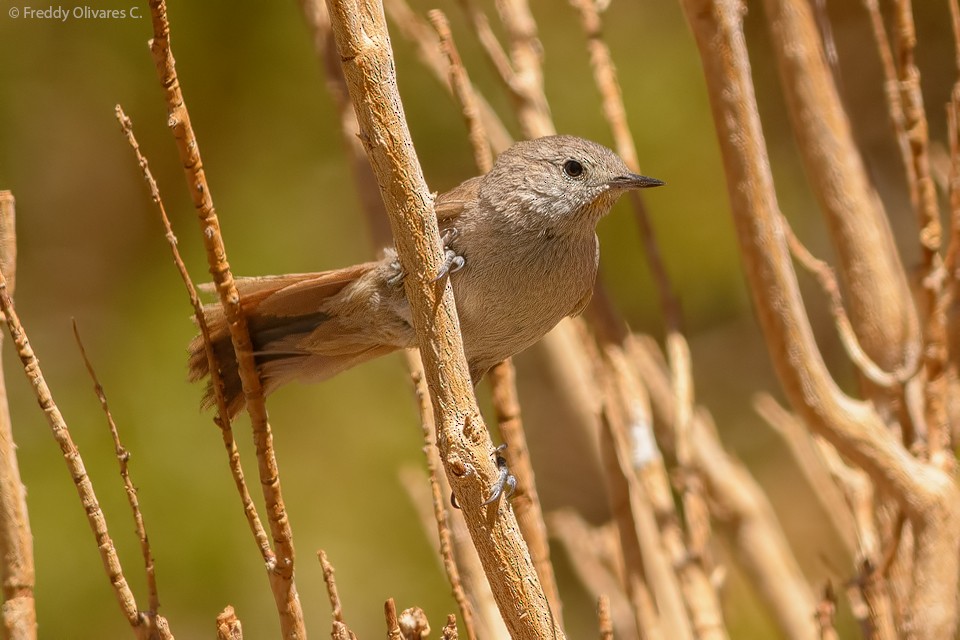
[189,135,663,416]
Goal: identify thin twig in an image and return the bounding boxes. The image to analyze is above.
[598,594,613,640]
[815,583,839,640]
[863,0,917,208]
[72,320,159,614]
[425,10,560,626]
[382,0,513,153]
[547,510,640,640]
[889,0,950,468]
[405,353,480,640]
[146,4,305,637]
[216,606,243,640]
[0,266,172,638]
[428,9,494,173]
[442,614,459,640]
[386,598,403,640]
[784,221,915,387]
[114,106,272,563]
[0,191,35,640]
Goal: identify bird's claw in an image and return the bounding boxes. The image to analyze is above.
[482,444,516,506]
[433,227,465,282]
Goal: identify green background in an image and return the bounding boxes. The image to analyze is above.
[0,0,954,637]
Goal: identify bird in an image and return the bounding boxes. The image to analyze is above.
[188,135,663,416]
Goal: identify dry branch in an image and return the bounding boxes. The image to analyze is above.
[216,606,243,640]
[0,191,35,640]
[382,0,513,154]
[114,106,273,564]
[323,0,561,636]
[547,510,638,640]
[762,0,920,382]
[678,0,960,636]
[146,3,305,637]
[424,11,561,625]
[405,353,482,640]
[0,262,172,639]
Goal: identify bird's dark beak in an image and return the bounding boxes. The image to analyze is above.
[608,173,665,190]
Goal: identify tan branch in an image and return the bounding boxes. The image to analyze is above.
[428,9,495,174]
[863,0,917,208]
[114,107,272,565]
[677,2,960,636]
[0,191,35,640]
[324,1,561,635]
[0,272,168,637]
[382,0,513,154]
[386,598,402,640]
[404,353,482,640]
[423,13,561,625]
[785,223,915,387]
[547,510,640,640]
[442,614,459,640]
[216,606,243,640]
[762,0,920,382]
[146,4,305,637]
[597,594,613,640]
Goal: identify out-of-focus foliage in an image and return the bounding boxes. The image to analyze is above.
[0,0,953,637]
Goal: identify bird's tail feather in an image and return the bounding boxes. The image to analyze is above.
[187,262,394,417]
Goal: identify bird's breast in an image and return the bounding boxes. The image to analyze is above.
[450,227,599,368]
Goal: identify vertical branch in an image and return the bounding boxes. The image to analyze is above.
[427,9,562,627]
[114,107,273,563]
[761,0,920,384]
[493,0,553,137]
[890,0,952,466]
[323,1,561,636]
[428,10,495,173]
[146,4,305,637]
[677,1,960,637]
[380,0,514,154]
[405,352,481,640]
[0,191,35,640]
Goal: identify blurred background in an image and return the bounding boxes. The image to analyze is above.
[0,0,955,637]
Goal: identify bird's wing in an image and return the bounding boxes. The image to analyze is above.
[434,175,482,224]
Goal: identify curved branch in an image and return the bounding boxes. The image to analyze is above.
[678,1,959,636]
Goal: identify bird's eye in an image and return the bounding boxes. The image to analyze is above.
[563,159,584,178]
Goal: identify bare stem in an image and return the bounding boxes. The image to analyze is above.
[72,320,160,614]
[146,3,304,636]
[323,0,561,635]
[0,191,35,640]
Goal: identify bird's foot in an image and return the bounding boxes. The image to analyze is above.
[386,228,463,287]
[482,444,517,505]
[433,227,465,282]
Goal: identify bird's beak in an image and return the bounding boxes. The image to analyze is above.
[608,173,665,190]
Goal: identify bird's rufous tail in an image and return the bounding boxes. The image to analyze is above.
[187,262,396,417]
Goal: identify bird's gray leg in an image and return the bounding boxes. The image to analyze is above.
[432,227,465,282]
[482,444,517,505]
[387,227,463,287]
